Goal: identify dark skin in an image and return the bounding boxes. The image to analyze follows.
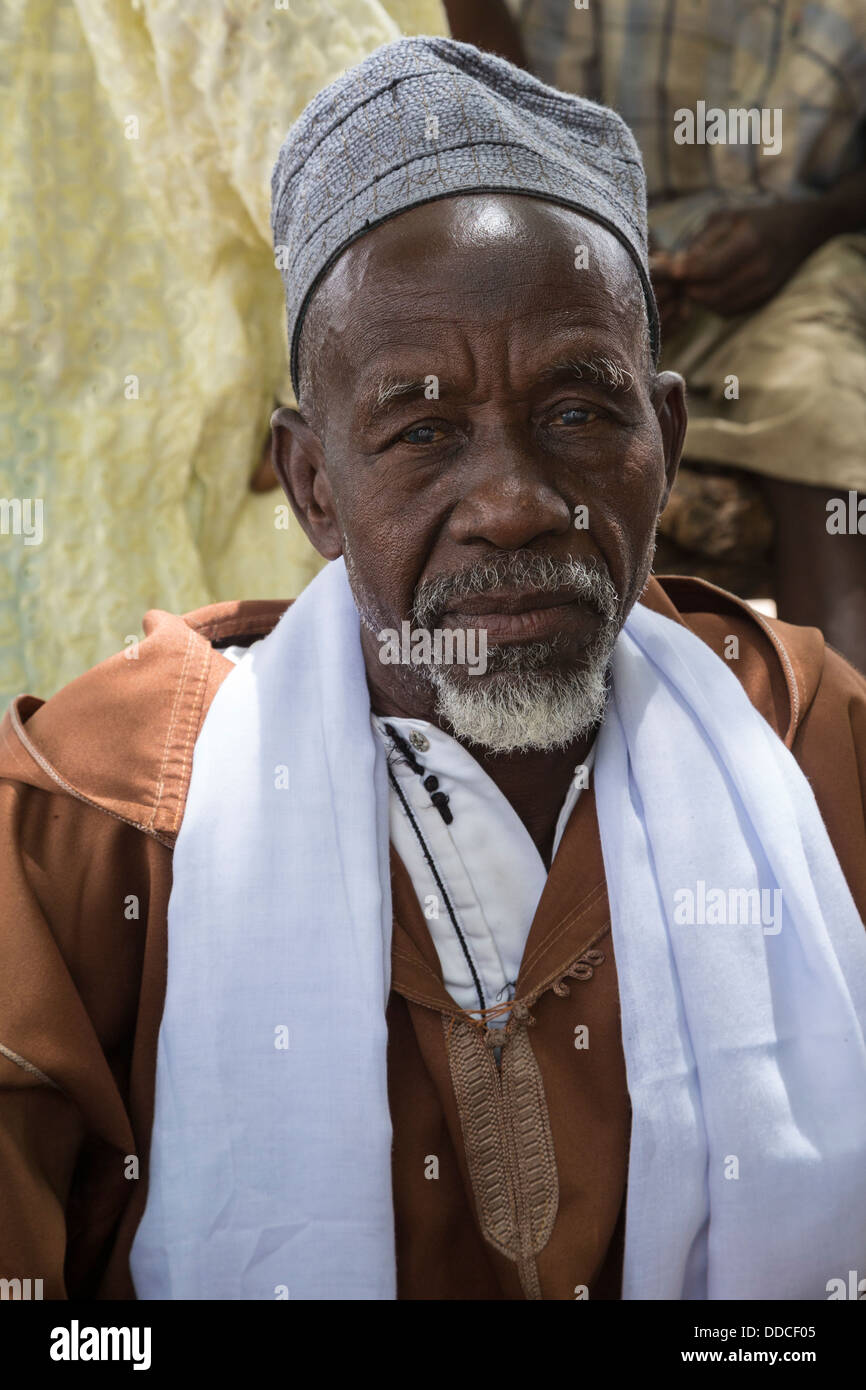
[651,202,823,327]
[441,0,527,66]
[650,168,866,328]
[273,196,687,864]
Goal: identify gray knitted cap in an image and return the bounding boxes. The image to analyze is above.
[272,37,659,397]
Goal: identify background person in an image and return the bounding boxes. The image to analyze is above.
[1,0,446,711]
[515,0,866,669]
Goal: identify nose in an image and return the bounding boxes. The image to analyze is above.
[448,428,574,550]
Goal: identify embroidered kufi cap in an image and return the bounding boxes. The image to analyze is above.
[271,36,659,395]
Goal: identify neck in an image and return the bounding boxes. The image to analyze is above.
[362,630,593,867]
[470,736,594,869]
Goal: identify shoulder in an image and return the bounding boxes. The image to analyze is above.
[0,599,290,845]
[648,574,866,914]
[646,574,866,747]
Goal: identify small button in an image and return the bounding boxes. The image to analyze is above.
[410,730,430,752]
[431,792,453,825]
[423,775,439,792]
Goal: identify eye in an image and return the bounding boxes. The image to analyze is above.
[554,405,599,426]
[400,423,445,446]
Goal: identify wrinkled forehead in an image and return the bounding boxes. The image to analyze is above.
[297,194,648,399]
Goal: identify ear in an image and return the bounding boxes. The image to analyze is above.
[271,406,343,560]
[650,370,687,513]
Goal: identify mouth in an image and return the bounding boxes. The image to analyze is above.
[439,590,602,644]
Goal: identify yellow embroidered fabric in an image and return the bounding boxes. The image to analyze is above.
[0,0,446,705]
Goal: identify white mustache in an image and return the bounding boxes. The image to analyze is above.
[412,553,618,629]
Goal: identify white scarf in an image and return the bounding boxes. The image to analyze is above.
[130,559,866,1300]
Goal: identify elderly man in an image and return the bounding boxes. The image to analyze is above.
[2,38,866,1304]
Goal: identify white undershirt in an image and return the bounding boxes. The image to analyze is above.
[371,715,595,1025]
[220,642,594,1024]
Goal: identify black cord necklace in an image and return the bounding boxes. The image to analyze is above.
[383,726,485,1016]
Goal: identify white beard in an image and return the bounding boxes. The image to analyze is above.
[414,552,625,754]
[346,540,655,755]
[428,636,614,754]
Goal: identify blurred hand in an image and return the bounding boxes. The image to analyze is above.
[654,204,823,317]
[441,0,527,65]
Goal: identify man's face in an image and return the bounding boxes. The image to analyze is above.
[275,194,686,749]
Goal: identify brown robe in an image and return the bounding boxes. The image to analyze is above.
[1,577,865,1300]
